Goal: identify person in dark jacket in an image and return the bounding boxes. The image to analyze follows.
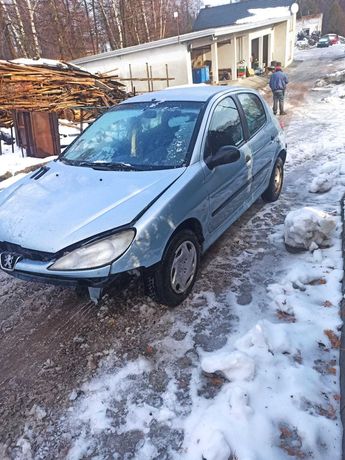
[269,62,289,115]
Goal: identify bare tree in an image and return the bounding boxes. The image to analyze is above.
[0,0,202,60]
[24,0,41,57]
[0,0,26,56]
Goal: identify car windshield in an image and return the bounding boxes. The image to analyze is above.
[61,101,204,170]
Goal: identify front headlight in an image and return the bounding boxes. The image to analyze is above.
[48,230,135,271]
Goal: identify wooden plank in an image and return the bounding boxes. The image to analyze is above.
[0,59,128,128]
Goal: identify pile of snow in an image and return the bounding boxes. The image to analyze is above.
[329,84,345,98]
[316,69,345,87]
[201,350,255,381]
[236,7,290,24]
[309,162,338,193]
[309,174,335,193]
[308,161,345,193]
[321,83,345,104]
[284,207,336,251]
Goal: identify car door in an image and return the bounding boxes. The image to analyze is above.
[237,92,278,197]
[202,95,252,233]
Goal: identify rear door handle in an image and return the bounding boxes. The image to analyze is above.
[245,154,251,163]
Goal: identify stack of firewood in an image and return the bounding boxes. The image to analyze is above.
[0,60,128,127]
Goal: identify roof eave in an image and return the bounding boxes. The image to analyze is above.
[72,15,292,65]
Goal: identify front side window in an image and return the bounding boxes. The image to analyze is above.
[206,97,243,157]
[237,93,267,137]
[61,101,204,170]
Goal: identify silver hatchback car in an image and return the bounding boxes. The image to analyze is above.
[0,86,286,305]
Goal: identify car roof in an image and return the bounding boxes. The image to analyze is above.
[120,85,253,104]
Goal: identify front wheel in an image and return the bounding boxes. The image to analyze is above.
[145,229,200,307]
[262,157,284,202]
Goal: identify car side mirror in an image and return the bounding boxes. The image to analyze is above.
[206,145,241,169]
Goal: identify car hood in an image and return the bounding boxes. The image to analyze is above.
[0,161,185,253]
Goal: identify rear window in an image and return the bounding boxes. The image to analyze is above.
[238,93,267,137]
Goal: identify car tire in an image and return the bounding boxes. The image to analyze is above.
[145,229,200,307]
[262,157,284,202]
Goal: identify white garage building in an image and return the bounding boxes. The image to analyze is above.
[73,0,298,93]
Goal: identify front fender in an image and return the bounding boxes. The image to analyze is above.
[109,163,208,274]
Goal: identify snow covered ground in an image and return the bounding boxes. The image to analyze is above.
[0,129,44,177]
[1,46,345,460]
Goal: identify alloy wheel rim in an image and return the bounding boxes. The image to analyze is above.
[274,166,282,194]
[170,240,197,294]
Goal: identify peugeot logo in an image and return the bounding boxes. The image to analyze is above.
[0,252,22,272]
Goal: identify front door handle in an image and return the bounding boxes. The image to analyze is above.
[245,154,251,163]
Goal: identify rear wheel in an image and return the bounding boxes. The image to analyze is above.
[262,157,284,202]
[145,229,200,307]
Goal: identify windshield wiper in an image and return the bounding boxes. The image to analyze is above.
[79,161,142,171]
[59,157,77,165]
[58,158,139,170]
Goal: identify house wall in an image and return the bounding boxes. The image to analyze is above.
[78,43,192,93]
[217,42,232,69]
[286,13,297,66]
[273,21,288,66]
[203,42,233,68]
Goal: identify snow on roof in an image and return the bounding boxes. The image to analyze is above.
[193,0,294,31]
[12,58,67,67]
[11,58,85,73]
[236,6,291,25]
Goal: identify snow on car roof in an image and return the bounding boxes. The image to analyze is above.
[121,85,249,104]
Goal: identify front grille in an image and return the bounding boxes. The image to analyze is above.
[0,242,54,262]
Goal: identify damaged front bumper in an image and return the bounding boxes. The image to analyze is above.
[0,247,135,303]
[2,257,115,303]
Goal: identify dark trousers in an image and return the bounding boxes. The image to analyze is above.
[273,90,285,114]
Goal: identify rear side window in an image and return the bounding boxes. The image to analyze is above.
[238,93,267,137]
[206,97,243,156]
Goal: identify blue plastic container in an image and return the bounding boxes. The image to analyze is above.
[192,66,210,84]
